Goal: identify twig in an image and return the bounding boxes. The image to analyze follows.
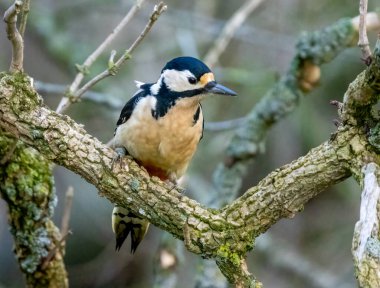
[60,186,74,239]
[358,0,372,64]
[72,0,145,91]
[72,2,167,101]
[56,1,166,114]
[41,186,74,270]
[203,0,264,68]
[153,233,184,288]
[55,0,146,114]
[3,0,24,73]
[204,117,246,131]
[352,12,380,32]
[18,0,30,37]
[35,81,124,109]
[36,80,245,131]
[256,234,350,288]
[41,231,72,270]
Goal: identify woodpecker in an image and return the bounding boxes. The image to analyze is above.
[109,56,237,253]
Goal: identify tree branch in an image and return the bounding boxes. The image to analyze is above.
[153,233,184,288]
[1,8,380,287]
[60,186,74,245]
[358,0,372,63]
[56,1,167,114]
[352,163,380,287]
[3,0,24,73]
[0,72,372,281]
[18,0,30,37]
[203,0,264,68]
[212,14,380,207]
[0,131,67,287]
[55,0,145,114]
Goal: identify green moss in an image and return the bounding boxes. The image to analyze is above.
[216,243,241,267]
[0,134,57,275]
[0,71,7,79]
[1,73,42,115]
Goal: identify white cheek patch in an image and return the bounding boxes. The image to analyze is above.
[162,69,204,92]
[150,79,162,95]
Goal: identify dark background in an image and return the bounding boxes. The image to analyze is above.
[0,0,375,287]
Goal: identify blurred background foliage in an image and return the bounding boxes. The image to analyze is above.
[0,0,377,287]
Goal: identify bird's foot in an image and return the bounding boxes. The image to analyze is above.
[111,147,129,171]
[166,177,185,194]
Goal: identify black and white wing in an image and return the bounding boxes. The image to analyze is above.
[116,89,147,127]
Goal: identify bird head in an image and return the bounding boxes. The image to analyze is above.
[152,57,237,98]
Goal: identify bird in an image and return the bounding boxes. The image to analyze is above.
[109,56,237,253]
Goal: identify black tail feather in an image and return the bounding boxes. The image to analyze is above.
[130,224,143,254]
[115,221,131,251]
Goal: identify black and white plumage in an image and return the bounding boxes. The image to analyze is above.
[109,56,237,253]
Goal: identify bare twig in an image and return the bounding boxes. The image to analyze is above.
[55,0,146,114]
[256,234,351,288]
[204,117,246,131]
[60,186,74,240]
[72,2,167,101]
[35,81,124,109]
[72,0,145,90]
[40,186,74,270]
[56,1,166,114]
[3,0,24,73]
[203,0,264,68]
[36,79,245,132]
[41,232,72,270]
[358,0,372,64]
[18,0,30,37]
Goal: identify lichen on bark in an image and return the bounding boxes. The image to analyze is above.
[0,129,67,287]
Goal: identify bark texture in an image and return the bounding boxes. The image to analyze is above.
[0,130,67,287]
[0,69,376,285]
[0,23,379,287]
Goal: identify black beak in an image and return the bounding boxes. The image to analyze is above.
[205,81,237,96]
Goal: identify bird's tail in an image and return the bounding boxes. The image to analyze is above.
[112,205,150,253]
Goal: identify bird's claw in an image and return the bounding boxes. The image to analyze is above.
[166,178,185,194]
[111,147,129,170]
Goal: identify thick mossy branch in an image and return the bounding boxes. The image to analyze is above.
[0,130,67,287]
[216,257,261,288]
[342,38,380,126]
[0,73,367,262]
[339,38,380,182]
[214,18,357,204]
[345,38,380,288]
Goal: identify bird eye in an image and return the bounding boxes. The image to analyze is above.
[188,77,197,84]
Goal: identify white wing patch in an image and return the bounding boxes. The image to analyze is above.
[134,80,145,88]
